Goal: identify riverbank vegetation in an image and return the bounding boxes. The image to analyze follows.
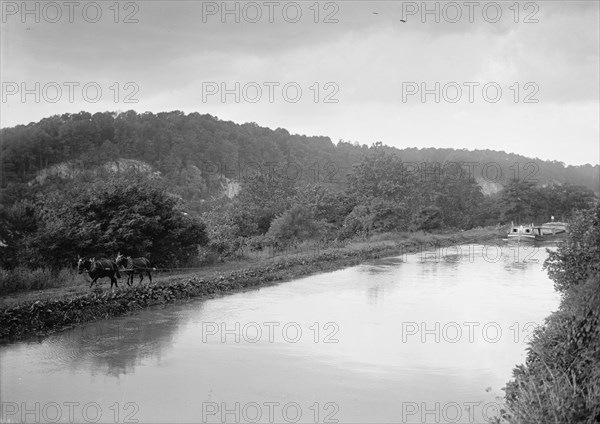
[503,203,600,423]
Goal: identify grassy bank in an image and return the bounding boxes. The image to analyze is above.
[0,266,80,295]
[502,205,600,424]
[0,228,501,341]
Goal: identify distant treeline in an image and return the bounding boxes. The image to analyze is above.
[0,111,598,270]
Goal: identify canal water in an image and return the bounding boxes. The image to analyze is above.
[1,244,560,423]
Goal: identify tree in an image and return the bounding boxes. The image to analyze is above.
[0,201,38,268]
[201,208,243,258]
[500,179,537,223]
[234,173,297,234]
[339,204,373,240]
[348,146,413,202]
[266,204,329,243]
[19,174,208,268]
[345,147,422,233]
[435,177,485,229]
[544,202,600,293]
[412,205,443,232]
[558,184,597,219]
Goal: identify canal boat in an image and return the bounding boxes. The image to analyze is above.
[507,223,542,242]
[540,221,568,235]
[507,219,568,242]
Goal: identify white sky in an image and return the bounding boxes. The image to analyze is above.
[1,1,599,165]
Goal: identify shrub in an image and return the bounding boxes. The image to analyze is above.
[544,204,600,293]
[0,266,81,295]
[266,204,328,243]
[504,203,600,424]
[0,267,51,294]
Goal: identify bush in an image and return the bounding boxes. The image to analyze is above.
[0,266,81,295]
[0,267,49,294]
[201,209,244,259]
[504,203,600,424]
[411,205,443,232]
[504,275,600,424]
[266,204,329,243]
[544,204,600,293]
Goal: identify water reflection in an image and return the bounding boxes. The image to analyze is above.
[29,303,191,378]
[1,244,560,423]
[366,284,384,306]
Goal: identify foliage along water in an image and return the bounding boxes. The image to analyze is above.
[0,244,560,423]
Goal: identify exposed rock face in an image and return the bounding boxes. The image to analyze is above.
[225,180,241,198]
[29,158,241,200]
[30,159,158,185]
[476,178,503,196]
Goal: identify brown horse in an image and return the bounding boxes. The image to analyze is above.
[77,257,122,289]
[115,253,155,286]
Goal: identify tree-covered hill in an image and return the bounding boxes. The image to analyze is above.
[2,110,598,208]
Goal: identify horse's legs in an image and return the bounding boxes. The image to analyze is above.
[139,272,144,284]
[112,275,118,289]
[127,272,133,286]
[90,277,98,288]
[147,271,152,284]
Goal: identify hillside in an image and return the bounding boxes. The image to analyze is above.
[2,111,598,210]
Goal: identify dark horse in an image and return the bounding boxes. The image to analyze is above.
[77,257,122,289]
[115,253,155,286]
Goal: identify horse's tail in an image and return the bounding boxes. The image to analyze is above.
[115,265,122,279]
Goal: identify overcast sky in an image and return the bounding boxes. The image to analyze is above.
[1,1,598,165]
